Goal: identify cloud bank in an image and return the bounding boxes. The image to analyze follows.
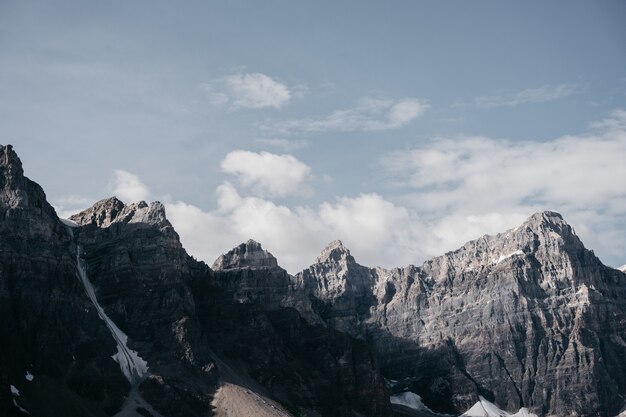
[54,111,626,273]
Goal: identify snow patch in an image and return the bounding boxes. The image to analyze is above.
[493,250,524,265]
[13,399,29,414]
[619,264,626,273]
[462,396,537,417]
[60,218,79,228]
[10,385,19,396]
[390,392,431,413]
[76,248,149,385]
[25,371,33,382]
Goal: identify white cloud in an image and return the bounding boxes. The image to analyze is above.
[272,97,429,133]
[110,169,150,203]
[80,110,626,273]
[220,150,313,197]
[475,84,579,108]
[166,185,418,273]
[205,72,291,109]
[382,109,626,264]
[256,138,309,151]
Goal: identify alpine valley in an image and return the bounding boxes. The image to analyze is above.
[1,143,625,417]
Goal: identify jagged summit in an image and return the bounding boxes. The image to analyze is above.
[70,196,168,228]
[315,239,355,264]
[519,210,574,234]
[212,239,279,270]
[1,144,23,174]
[431,210,588,275]
[0,144,58,219]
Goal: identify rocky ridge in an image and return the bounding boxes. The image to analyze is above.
[2,143,626,417]
[289,211,626,416]
[1,144,391,417]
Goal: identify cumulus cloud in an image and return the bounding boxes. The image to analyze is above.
[75,110,625,272]
[205,72,291,109]
[166,185,418,273]
[221,150,313,197]
[110,169,150,202]
[272,97,429,133]
[382,109,626,264]
[474,83,579,108]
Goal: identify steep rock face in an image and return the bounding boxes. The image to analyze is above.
[70,197,218,417]
[205,241,392,416]
[0,145,393,417]
[298,240,377,336]
[297,212,626,416]
[0,145,129,417]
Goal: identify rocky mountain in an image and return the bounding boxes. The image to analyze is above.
[2,143,626,417]
[0,144,390,417]
[293,213,626,417]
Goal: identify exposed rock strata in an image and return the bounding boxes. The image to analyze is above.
[2,143,626,417]
[294,212,626,416]
[1,144,392,417]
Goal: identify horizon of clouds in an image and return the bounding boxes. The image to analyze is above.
[474,83,580,108]
[203,72,292,109]
[49,109,626,273]
[271,97,430,134]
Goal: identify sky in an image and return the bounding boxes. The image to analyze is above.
[1,0,626,273]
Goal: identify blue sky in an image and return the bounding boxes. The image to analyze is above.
[2,1,626,272]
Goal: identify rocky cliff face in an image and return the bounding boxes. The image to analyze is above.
[3,143,626,417]
[206,240,391,416]
[296,211,626,416]
[0,145,129,417]
[1,144,392,417]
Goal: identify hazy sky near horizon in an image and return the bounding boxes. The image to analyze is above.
[2,1,626,272]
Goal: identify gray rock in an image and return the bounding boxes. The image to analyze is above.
[294,211,626,416]
[212,239,279,270]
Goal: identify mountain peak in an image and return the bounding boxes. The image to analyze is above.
[1,144,57,217]
[315,240,354,264]
[70,197,168,228]
[517,210,580,244]
[525,210,566,227]
[212,240,278,270]
[1,144,23,176]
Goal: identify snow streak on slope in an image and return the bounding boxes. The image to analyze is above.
[76,248,149,385]
[390,391,431,412]
[462,396,537,417]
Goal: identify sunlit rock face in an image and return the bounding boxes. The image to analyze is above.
[2,143,626,417]
[296,211,626,416]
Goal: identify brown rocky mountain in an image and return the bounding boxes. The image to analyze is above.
[2,143,626,417]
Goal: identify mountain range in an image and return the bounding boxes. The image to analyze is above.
[1,144,625,417]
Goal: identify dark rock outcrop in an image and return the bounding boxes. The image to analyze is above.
[1,144,392,417]
[0,145,129,417]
